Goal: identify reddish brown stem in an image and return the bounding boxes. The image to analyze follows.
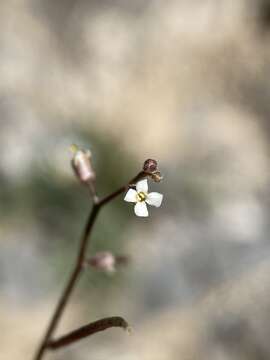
[33,171,146,360]
[33,204,100,360]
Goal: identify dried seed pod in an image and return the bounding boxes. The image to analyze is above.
[47,316,131,350]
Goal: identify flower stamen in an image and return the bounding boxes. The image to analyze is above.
[137,192,147,202]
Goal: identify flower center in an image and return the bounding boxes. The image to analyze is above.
[137,191,147,202]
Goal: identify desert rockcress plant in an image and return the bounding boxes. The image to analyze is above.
[33,145,164,360]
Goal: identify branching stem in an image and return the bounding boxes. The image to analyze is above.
[33,171,145,360]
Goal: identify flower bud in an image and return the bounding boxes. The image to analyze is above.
[143,159,158,173]
[87,252,116,273]
[85,252,130,273]
[70,145,96,184]
[143,158,163,182]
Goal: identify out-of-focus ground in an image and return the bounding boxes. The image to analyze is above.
[1,0,270,359]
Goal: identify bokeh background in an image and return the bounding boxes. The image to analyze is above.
[1,0,270,359]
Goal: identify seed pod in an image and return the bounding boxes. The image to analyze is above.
[47,316,131,350]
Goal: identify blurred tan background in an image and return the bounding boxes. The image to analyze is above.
[1,0,270,359]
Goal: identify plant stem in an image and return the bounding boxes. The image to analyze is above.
[34,204,100,360]
[33,171,145,360]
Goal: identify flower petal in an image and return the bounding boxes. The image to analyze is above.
[134,202,149,217]
[146,192,163,207]
[124,189,137,202]
[136,179,148,193]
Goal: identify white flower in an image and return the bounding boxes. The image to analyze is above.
[124,179,163,217]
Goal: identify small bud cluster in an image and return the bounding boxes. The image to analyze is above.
[143,158,163,182]
[143,159,158,172]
